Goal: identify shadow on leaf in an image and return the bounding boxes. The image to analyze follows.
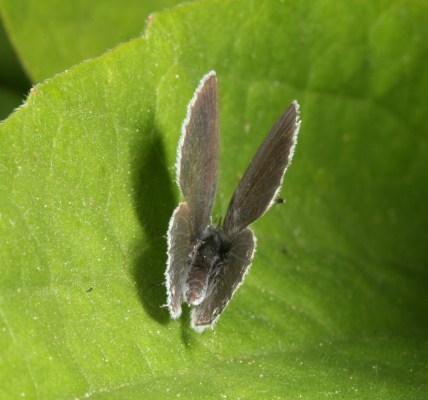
[131,128,176,325]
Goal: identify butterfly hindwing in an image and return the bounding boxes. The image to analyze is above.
[166,202,193,318]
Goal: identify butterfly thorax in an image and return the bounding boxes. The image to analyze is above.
[185,226,229,306]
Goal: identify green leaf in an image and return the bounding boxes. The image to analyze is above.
[0,0,184,82]
[1,0,428,398]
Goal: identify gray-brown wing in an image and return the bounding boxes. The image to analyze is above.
[191,228,256,332]
[223,101,300,238]
[165,202,193,319]
[177,71,219,236]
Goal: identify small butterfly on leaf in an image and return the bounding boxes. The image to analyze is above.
[165,71,300,332]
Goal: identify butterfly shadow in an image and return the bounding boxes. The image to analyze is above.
[130,127,176,326]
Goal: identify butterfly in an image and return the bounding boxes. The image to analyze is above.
[165,71,300,332]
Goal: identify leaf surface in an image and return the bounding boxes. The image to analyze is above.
[0,1,427,398]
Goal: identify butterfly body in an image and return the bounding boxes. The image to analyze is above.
[185,226,229,305]
[166,71,300,332]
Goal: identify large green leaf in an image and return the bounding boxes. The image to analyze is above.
[1,0,427,398]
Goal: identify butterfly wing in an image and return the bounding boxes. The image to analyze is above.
[177,71,220,235]
[165,202,193,318]
[191,228,256,331]
[223,101,300,238]
[166,72,220,318]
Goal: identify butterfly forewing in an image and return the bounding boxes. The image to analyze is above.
[223,101,300,238]
[191,228,256,331]
[177,72,220,235]
[166,202,193,318]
